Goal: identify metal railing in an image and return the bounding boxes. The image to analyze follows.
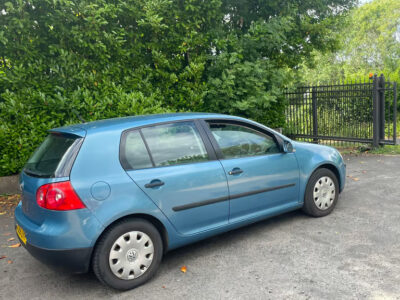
[284,74,397,147]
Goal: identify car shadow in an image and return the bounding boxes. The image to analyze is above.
[66,209,308,294]
[163,209,307,263]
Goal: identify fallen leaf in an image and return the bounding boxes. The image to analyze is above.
[7,260,12,264]
[352,177,360,181]
[180,266,187,273]
[0,212,6,215]
[162,285,166,289]
[0,255,6,260]
[8,243,21,248]
[7,238,15,242]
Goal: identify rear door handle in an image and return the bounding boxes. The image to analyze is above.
[228,168,243,175]
[145,179,165,188]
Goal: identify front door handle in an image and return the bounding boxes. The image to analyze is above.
[145,179,165,188]
[228,168,243,175]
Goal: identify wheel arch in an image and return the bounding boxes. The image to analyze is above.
[313,163,342,191]
[301,163,341,217]
[312,163,342,191]
[301,162,342,203]
[93,213,169,255]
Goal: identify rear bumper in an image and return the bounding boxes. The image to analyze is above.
[14,202,103,273]
[19,236,92,273]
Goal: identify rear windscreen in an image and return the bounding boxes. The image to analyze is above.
[24,133,83,178]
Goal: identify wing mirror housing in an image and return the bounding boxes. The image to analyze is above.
[275,135,294,153]
[283,141,294,153]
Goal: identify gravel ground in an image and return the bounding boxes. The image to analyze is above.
[0,154,399,300]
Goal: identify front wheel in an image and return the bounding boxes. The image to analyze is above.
[92,218,163,290]
[302,168,339,217]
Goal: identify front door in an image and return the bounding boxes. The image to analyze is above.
[204,120,300,222]
[122,121,229,235]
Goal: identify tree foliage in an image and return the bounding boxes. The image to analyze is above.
[0,0,354,175]
[299,0,400,83]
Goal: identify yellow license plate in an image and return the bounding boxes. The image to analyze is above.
[16,224,27,245]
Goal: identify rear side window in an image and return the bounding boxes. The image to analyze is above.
[122,130,153,170]
[24,133,83,178]
[141,122,208,167]
[121,121,209,170]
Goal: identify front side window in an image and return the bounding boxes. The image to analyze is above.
[141,122,208,167]
[207,122,280,159]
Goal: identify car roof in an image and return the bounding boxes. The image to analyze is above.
[50,112,247,137]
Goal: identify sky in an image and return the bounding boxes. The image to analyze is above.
[359,0,373,4]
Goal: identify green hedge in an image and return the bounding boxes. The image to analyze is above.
[0,0,353,176]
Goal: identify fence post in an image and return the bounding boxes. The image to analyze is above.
[372,74,380,148]
[312,87,318,143]
[394,82,397,145]
[379,74,385,142]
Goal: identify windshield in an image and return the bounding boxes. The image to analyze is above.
[24,133,82,178]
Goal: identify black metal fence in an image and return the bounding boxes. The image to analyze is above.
[284,74,397,147]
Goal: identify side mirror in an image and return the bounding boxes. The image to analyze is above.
[284,141,294,153]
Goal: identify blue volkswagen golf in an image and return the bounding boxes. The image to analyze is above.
[15,113,345,290]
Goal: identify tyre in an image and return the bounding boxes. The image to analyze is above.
[92,218,163,290]
[302,168,339,217]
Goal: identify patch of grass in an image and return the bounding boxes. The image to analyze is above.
[336,147,360,155]
[336,144,400,155]
[369,145,400,155]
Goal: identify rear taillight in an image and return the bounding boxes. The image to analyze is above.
[36,181,86,210]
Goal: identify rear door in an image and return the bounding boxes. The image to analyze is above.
[202,120,300,222]
[122,120,229,235]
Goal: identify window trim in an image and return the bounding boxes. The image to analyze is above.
[119,119,217,171]
[199,119,283,160]
[119,129,154,170]
[139,129,156,167]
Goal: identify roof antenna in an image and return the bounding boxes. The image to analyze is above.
[72,109,86,123]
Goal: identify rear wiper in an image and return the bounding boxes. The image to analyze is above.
[23,168,51,178]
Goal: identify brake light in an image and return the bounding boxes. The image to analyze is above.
[36,181,85,210]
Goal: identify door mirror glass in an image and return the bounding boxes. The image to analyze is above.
[284,141,294,153]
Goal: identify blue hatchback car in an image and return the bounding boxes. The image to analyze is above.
[15,113,345,290]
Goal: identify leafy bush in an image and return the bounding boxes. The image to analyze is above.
[0,0,353,176]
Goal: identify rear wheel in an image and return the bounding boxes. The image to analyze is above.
[303,168,339,217]
[92,218,163,290]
